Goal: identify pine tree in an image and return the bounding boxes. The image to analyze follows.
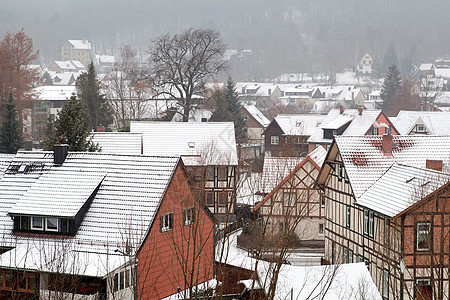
[0,94,22,153]
[43,94,98,151]
[76,62,112,130]
[380,64,401,114]
[210,77,246,143]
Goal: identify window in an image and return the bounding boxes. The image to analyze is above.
[184,207,195,225]
[205,192,214,206]
[417,124,425,132]
[218,192,227,207]
[343,246,348,263]
[160,213,173,232]
[46,218,58,231]
[332,129,337,136]
[382,269,389,299]
[206,166,214,180]
[356,255,364,263]
[270,135,279,145]
[321,194,326,208]
[283,192,296,207]
[416,222,431,251]
[20,216,30,230]
[372,126,378,135]
[218,167,227,180]
[386,126,391,135]
[348,250,353,263]
[319,223,324,235]
[344,168,349,183]
[415,278,432,300]
[346,205,351,228]
[60,219,69,233]
[31,217,43,230]
[364,209,374,238]
[188,142,195,148]
[337,164,343,181]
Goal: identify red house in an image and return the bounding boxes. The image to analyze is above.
[137,162,216,300]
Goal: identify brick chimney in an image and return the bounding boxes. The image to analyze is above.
[358,105,364,116]
[340,105,345,114]
[54,144,69,165]
[381,134,393,156]
[426,159,443,171]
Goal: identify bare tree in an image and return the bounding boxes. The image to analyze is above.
[103,45,152,130]
[146,28,227,122]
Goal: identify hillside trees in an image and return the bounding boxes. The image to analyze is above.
[146,28,227,122]
[0,29,40,123]
[209,77,246,143]
[76,62,113,130]
[43,94,98,151]
[0,94,22,153]
[380,64,401,116]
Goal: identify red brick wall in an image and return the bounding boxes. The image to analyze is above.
[137,165,215,300]
[402,184,450,268]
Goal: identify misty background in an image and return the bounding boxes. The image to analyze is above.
[1,0,450,80]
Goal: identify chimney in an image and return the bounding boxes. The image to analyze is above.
[96,126,105,132]
[381,134,393,156]
[340,105,345,114]
[54,144,69,165]
[352,91,355,100]
[426,159,443,172]
[358,105,364,116]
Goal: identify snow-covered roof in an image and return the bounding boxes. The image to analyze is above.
[217,230,380,300]
[0,151,179,277]
[260,157,304,194]
[130,121,238,166]
[435,91,450,104]
[357,164,450,217]
[33,85,76,101]
[236,172,263,206]
[419,63,434,71]
[308,146,327,169]
[275,115,326,136]
[434,68,450,78]
[68,39,92,50]
[53,60,78,71]
[393,111,450,135]
[244,105,270,127]
[90,132,143,155]
[342,110,382,135]
[333,135,450,199]
[96,55,116,64]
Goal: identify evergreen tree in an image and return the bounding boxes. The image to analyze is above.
[76,62,112,130]
[0,94,22,153]
[380,64,401,114]
[44,94,98,151]
[210,76,246,143]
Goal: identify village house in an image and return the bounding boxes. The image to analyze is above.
[130,122,238,218]
[315,134,450,299]
[48,60,85,73]
[356,53,373,76]
[393,111,450,135]
[254,147,327,254]
[240,104,270,159]
[307,107,398,153]
[0,147,215,300]
[61,39,92,69]
[264,114,326,157]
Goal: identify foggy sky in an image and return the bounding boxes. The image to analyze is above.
[2,0,450,80]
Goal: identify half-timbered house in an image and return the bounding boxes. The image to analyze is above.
[130,122,238,217]
[254,147,327,245]
[316,134,450,299]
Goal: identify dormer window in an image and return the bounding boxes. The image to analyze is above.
[31,217,43,230]
[417,124,425,132]
[188,142,195,148]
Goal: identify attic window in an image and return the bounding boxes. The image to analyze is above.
[188,142,195,148]
[296,121,301,127]
[417,124,425,132]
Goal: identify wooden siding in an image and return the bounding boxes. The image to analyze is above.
[137,164,215,300]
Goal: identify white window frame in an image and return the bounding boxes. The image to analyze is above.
[161,213,174,232]
[31,217,43,230]
[184,207,195,226]
[368,211,374,237]
[46,217,59,232]
[270,135,279,145]
[416,222,431,251]
[346,205,351,228]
